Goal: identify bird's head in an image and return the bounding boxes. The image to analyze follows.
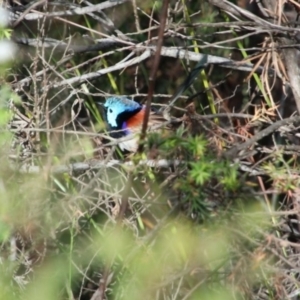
[103,97,142,129]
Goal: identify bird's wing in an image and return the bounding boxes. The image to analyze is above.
[125,109,169,132]
[120,110,181,152]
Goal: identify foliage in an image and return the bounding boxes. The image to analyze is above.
[0,0,300,299]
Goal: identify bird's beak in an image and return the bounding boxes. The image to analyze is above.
[96,102,107,111]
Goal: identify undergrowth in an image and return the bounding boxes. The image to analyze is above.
[1,0,300,299]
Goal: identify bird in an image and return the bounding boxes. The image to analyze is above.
[100,54,209,153]
[102,96,171,152]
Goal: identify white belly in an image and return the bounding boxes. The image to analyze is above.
[119,135,139,152]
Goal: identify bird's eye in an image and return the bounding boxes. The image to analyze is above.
[109,108,112,113]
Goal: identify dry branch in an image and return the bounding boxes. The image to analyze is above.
[33,47,268,89]
[8,0,131,23]
[224,116,300,159]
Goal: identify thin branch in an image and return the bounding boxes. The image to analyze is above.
[38,47,269,89]
[11,158,268,177]
[9,0,131,23]
[138,0,170,153]
[224,116,300,159]
[208,0,300,33]
[13,37,129,53]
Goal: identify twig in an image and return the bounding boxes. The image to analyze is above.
[138,0,170,153]
[224,116,300,159]
[11,158,268,178]
[208,0,300,33]
[13,37,128,53]
[8,0,131,23]
[34,47,268,89]
[12,0,46,27]
[11,159,182,174]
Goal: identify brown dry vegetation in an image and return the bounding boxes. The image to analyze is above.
[1,0,300,299]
